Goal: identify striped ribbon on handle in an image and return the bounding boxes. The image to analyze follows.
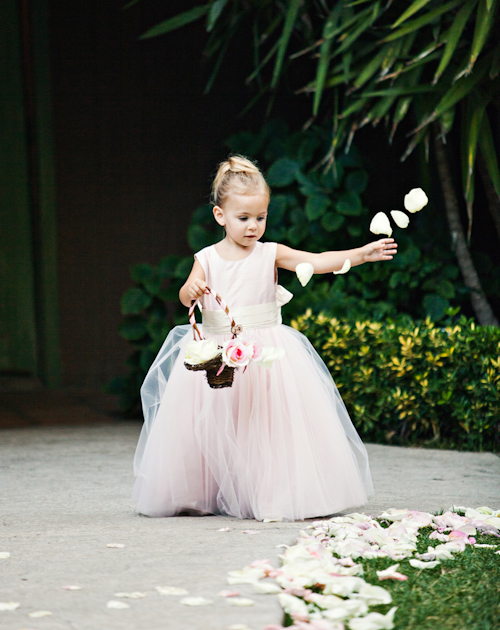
[188,287,241,341]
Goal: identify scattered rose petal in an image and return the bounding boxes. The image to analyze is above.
[0,552,10,560]
[62,585,82,590]
[0,602,20,611]
[348,606,398,630]
[106,600,129,609]
[226,597,255,607]
[114,592,147,599]
[333,258,351,275]
[253,581,282,594]
[409,559,440,569]
[218,527,231,532]
[369,212,392,237]
[390,210,409,229]
[227,625,252,630]
[155,586,189,596]
[106,543,125,548]
[474,544,497,548]
[242,530,260,535]
[495,550,500,555]
[263,518,283,523]
[180,597,213,606]
[404,188,428,212]
[218,590,240,598]
[376,564,407,582]
[295,263,314,287]
[28,611,53,618]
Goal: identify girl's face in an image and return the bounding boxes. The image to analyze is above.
[214,192,268,248]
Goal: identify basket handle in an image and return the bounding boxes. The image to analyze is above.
[188,287,242,341]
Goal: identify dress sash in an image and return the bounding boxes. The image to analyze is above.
[202,301,281,334]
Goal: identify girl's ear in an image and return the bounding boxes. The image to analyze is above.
[213,206,225,226]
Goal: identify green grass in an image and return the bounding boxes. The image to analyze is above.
[283,526,500,629]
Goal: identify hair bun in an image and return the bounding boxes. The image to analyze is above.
[211,155,270,206]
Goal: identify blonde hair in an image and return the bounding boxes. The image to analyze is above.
[211,155,270,207]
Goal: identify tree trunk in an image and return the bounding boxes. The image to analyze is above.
[477,151,500,244]
[433,132,499,327]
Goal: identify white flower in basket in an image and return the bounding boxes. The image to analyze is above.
[184,338,220,365]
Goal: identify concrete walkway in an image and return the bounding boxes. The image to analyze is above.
[1,422,499,630]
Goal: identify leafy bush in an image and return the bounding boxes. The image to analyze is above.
[292,311,500,452]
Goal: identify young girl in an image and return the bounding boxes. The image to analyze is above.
[133,156,397,521]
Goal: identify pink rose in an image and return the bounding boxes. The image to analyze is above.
[245,340,262,360]
[222,339,251,368]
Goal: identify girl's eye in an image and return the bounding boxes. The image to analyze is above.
[239,217,247,221]
[258,216,267,222]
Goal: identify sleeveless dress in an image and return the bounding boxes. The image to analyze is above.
[132,242,373,521]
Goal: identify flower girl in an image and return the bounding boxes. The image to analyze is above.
[133,156,397,521]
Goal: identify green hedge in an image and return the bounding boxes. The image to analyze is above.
[292,312,500,452]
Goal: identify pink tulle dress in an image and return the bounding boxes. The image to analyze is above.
[132,242,373,521]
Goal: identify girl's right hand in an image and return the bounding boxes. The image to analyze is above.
[187,279,209,301]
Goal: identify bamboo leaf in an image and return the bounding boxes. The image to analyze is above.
[433,0,477,84]
[140,5,210,39]
[246,40,280,84]
[313,39,333,115]
[464,94,487,198]
[478,114,500,197]
[460,103,475,243]
[391,0,435,28]
[336,2,381,54]
[362,85,437,96]
[207,0,229,32]
[390,96,413,141]
[339,97,369,118]
[271,0,302,88]
[469,0,498,71]
[353,44,393,89]
[383,0,463,43]
[122,0,142,9]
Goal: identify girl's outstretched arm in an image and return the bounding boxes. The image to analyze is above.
[275,239,397,273]
[179,259,207,307]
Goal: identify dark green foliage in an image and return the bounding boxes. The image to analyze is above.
[293,311,500,451]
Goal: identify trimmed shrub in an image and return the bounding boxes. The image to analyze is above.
[292,312,500,452]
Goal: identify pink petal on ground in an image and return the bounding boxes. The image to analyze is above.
[242,530,261,535]
[217,590,240,598]
[378,573,408,581]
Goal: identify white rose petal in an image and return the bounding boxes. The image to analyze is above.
[227,625,252,630]
[106,600,130,609]
[180,597,213,606]
[114,592,147,599]
[296,262,314,287]
[409,558,440,569]
[226,597,255,607]
[390,210,410,229]
[106,543,125,548]
[263,518,283,523]
[184,338,219,365]
[348,606,398,630]
[0,552,10,560]
[474,544,497,548]
[62,585,82,590]
[252,581,282,594]
[218,590,240,598]
[352,583,392,605]
[218,527,231,532]
[369,212,392,237]
[28,610,53,617]
[404,188,428,212]
[0,602,20,611]
[227,567,266,585]
[333,259,351,275]
[277,593,310,619]
[155,586,189,596]
[255,347,285,369]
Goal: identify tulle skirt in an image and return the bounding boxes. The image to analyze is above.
[132,324,373,521]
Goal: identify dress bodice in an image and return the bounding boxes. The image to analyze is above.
[195,242,278,311]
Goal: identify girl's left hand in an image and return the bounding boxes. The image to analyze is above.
[363,238,398,262]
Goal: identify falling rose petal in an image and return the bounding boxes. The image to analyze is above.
[333,259,351,275]
[404,188,428,213]
[409,558,440,569]
[0,552,10,560]
[114,592,147,599]
[253,581,283,594]
[180,597,213,606]
[218,527,231,532]
[106,600,130,609]
[218,590,240,598]
[369,212,392,237]
[155,586,189,596]
[62,585,82,591]
[242,530,261,535]
[226,597,255,607]
[295,263,314,287]
[106,543,125,548]
[28,611,53,618]
[390,210,409,229]
[0,602,20,611]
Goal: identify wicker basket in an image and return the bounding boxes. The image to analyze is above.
[184,287,242,389]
